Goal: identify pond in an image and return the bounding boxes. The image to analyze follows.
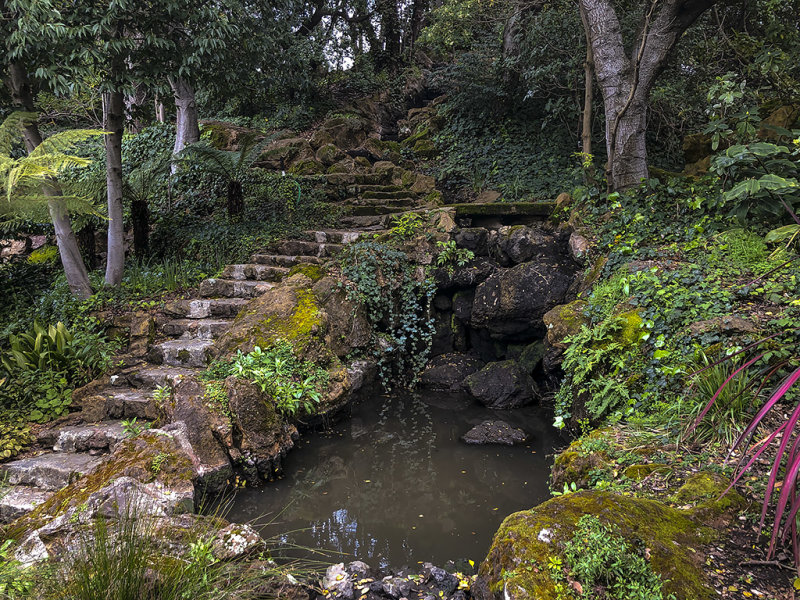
[227,390,564,568]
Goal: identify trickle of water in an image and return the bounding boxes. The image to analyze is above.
[227,390,563,568]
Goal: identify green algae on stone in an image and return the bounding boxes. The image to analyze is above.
[478,491,718,600]
[288,263,326,282]
[543,300,589,348]
[672,472,749,522]
[624,463,672,481]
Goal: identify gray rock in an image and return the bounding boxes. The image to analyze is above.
[382,576,412,599]
[0,452,103,491]
[148,339,215,368]
[428,565,459,595]
[420,353,484,391]
[105,387,158,419]
[323,563,354,599]
[0,486,53,523]
[454,227,489,256]
[211,523,263,560]
[199,278,275,299]
[464,360,538,409]
[39,421,126,453]
[490,226,556,265]
[568,231,590,263]
[471,260,573,338]
[462,421,529,445]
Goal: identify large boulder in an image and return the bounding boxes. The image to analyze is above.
[464,360,538,409]
[257,137,315,170]
[419,353,484,391]
[542,300,588,349]
[225,377,297,482]
[489,226,558,266]
[318,115,373,150]
[471,261,574,338]
[462,421,528,446]
[475,486,745,600]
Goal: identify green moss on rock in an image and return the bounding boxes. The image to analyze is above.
[288,263,326,282]
[478,491,718,600]
[543,300,589,348]
[624,463,672,481]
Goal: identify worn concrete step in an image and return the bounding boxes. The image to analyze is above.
[126,365,197,389]
[38,421,127,453]
[166,297,249,319]
[161,318,232,340]
[149,339,215,368]
[0,452,103,491]
[0,486,54,523]
[104,387,158,420]
[249,254,322,267]
[220,264,289,282]
[198,278,274,298]
[268,240,343,257]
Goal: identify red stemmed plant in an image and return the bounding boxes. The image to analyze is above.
[688,337,800,570]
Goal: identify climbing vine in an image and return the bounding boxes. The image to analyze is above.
[337,240,436,389]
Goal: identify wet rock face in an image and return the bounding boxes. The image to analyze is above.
[461,421,528,445]
[419,353,484,392]
[464,360,538,409]
[470,261,573,340]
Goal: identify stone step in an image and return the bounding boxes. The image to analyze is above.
[268,240,343,257]
[220,264,289,281]
[345,184,405,195]
[299,230,384,244]
[0,452,103,491]
[359,190,418,201]
[344,197,418,208]
[166,298,249,319]
[126,365,197,389]
[338,214,392,229]
[104,387,159,420]
[342,205,417,217]
[0,486,54,523]
[198,278,274,298]
[161,318,232,340]
[249,254,322,267]
[38,421,127,453]
[148,339,215,368]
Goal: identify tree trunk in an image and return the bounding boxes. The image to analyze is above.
[77,223,98,270]
[104,89,125,286]
[579,4,594,158]
[6,62,93,299]
[155,96,166,123]
[376,0,401,67]
[579,0,716,190]
[407,0,428,53]
[227,180,244,217]
[170,77,200,164]
[125,82,147,134]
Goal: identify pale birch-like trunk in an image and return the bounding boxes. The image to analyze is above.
[103,89,125,286]
[579,0,716,190]
[169,77,200,170]
[7,62,93,299]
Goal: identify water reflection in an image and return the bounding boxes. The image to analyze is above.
[228,391,563,566]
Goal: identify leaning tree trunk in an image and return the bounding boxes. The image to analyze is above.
[579,4,594,158]
[104,88,126,286]
[6,62,93,299]
[170,77,200,168]
[579,0,716,191]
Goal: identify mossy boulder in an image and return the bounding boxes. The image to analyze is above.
[413,138,437,158]
[476,491,720,600]
[671,472,749,523]
[550,445,611,490]
[201,120,261,151]
[289,158,324,175]
[258,137,314,170]
[623,463,672,481]
[319,115,372,150]
[315,143,345,166]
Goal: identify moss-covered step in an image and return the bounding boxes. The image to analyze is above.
[0,452,103,491]
[340,204,418,216]
[344,196,420,208]
[149,339,215,368]
[219,264,289,282]
[161,318,233,340]
[249,253,322,267]
[358,189,419,201]
[338,214,392,229]
[198,278,275,299]
[164,297,249,319]
[0,486,52,523]
[345,184,405,195]
[451,202,555,218]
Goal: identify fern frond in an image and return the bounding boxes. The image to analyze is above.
[240,135,276,171]
[178,141,236,178]
[28,129,107,160]
[0,112,37,157]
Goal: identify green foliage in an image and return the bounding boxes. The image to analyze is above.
[556,515,676,600]
[435,240,474,274]
[389,212,425,240]
[203,341,328,418]
[121,418,150,439]
[337,240,436,389]
[0,539,32,599]
[0,411,31,459]
[0,321,116,422]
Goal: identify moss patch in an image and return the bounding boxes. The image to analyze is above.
[479,491,718,600]
[288,263,326,282]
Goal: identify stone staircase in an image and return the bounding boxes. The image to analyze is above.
[0,227,386,523]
